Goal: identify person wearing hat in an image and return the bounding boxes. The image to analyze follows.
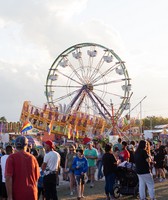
[5,136,40,200]
[41,140,60,200]
[84,141,98,188]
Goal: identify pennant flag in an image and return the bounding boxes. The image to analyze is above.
[67,124,72,139]
[76,130,79,139]
[73,125,79,139]
[100,120,105,135]
[73,130,75,141]
[21,121,33,133]
[47,120,53,135]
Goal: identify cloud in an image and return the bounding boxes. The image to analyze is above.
[0,1,129,122]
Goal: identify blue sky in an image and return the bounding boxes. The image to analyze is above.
[0,0,168,121]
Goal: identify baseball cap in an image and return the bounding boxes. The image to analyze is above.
[45,140,54,149]
[15,136,28,149]
[87,141,93,145]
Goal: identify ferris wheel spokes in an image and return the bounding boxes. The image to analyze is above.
[55,69,82,86]
[85,90,111,119]
[93,78,130,87]
[89,49,115,82]
[94,87,126,99]
[91,62,120,85]
[50,89,81,104]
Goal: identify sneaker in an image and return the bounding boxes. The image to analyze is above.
[159,178,163,182]
[162,178,167,182]
[110,195,116,200]
[70,191,73,196]
[81,195,85,198]
[90,183,94,188]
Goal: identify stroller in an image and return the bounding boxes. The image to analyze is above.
[113,162,139,199]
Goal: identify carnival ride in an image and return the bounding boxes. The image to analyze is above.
[20,43,132,138]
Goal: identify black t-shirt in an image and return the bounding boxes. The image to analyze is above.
[128,150,135,163]
[102,152,117,176]
[134,149,149,174]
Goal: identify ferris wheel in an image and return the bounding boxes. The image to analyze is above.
[45,43,131,121]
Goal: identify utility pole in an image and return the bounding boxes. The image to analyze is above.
[110,99,116,135]
[125,96,147,135]
[139,96,147,134]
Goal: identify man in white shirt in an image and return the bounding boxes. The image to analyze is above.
[1,145,13,200]
[42,140,60,200]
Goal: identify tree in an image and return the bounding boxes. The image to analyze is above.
[0,116,7,123]
[142,116,168,130]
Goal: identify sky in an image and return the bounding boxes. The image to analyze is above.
[0,0,168,122]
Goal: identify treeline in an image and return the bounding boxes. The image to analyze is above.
[143,116,168,129]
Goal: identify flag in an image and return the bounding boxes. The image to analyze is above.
[21,121,33,133]
[76,129,79,139]
[67,124,72,139]
[73,125,79,139]
[47,120,53,135]
[100,120,105,135]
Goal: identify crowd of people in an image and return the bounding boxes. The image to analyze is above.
[0,135,168,200]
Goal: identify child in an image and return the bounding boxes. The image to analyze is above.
[72,149,88,200]
[38,168,45,200]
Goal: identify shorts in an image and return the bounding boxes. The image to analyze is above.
[75,174,85,185]
[1,182,7,198]
[68,169,74,174]
[87,166,96,176]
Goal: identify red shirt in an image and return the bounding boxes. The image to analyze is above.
[5,151,40,200]
[120,149,130,161]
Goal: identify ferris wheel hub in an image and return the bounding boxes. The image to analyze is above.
[85,84,93,91]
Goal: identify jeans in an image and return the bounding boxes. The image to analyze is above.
[43,174,58,200]
[137,173,155,200]
[97,160,103,179]
[105,173,116,196]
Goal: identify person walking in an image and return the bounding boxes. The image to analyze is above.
[102,143,118,200]
[113,138,122,152]
[72,148,88,200]
[65,144,77,196]
[1,145,13,200]
[134,140,156,200]
[156,145,167,182]
[5,136,40,200]
[119,141,130,162]
[96,146,104,180]
[84,141,98,188]
[42,140,60,200]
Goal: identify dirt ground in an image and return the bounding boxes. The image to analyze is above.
[57,178,168,200]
